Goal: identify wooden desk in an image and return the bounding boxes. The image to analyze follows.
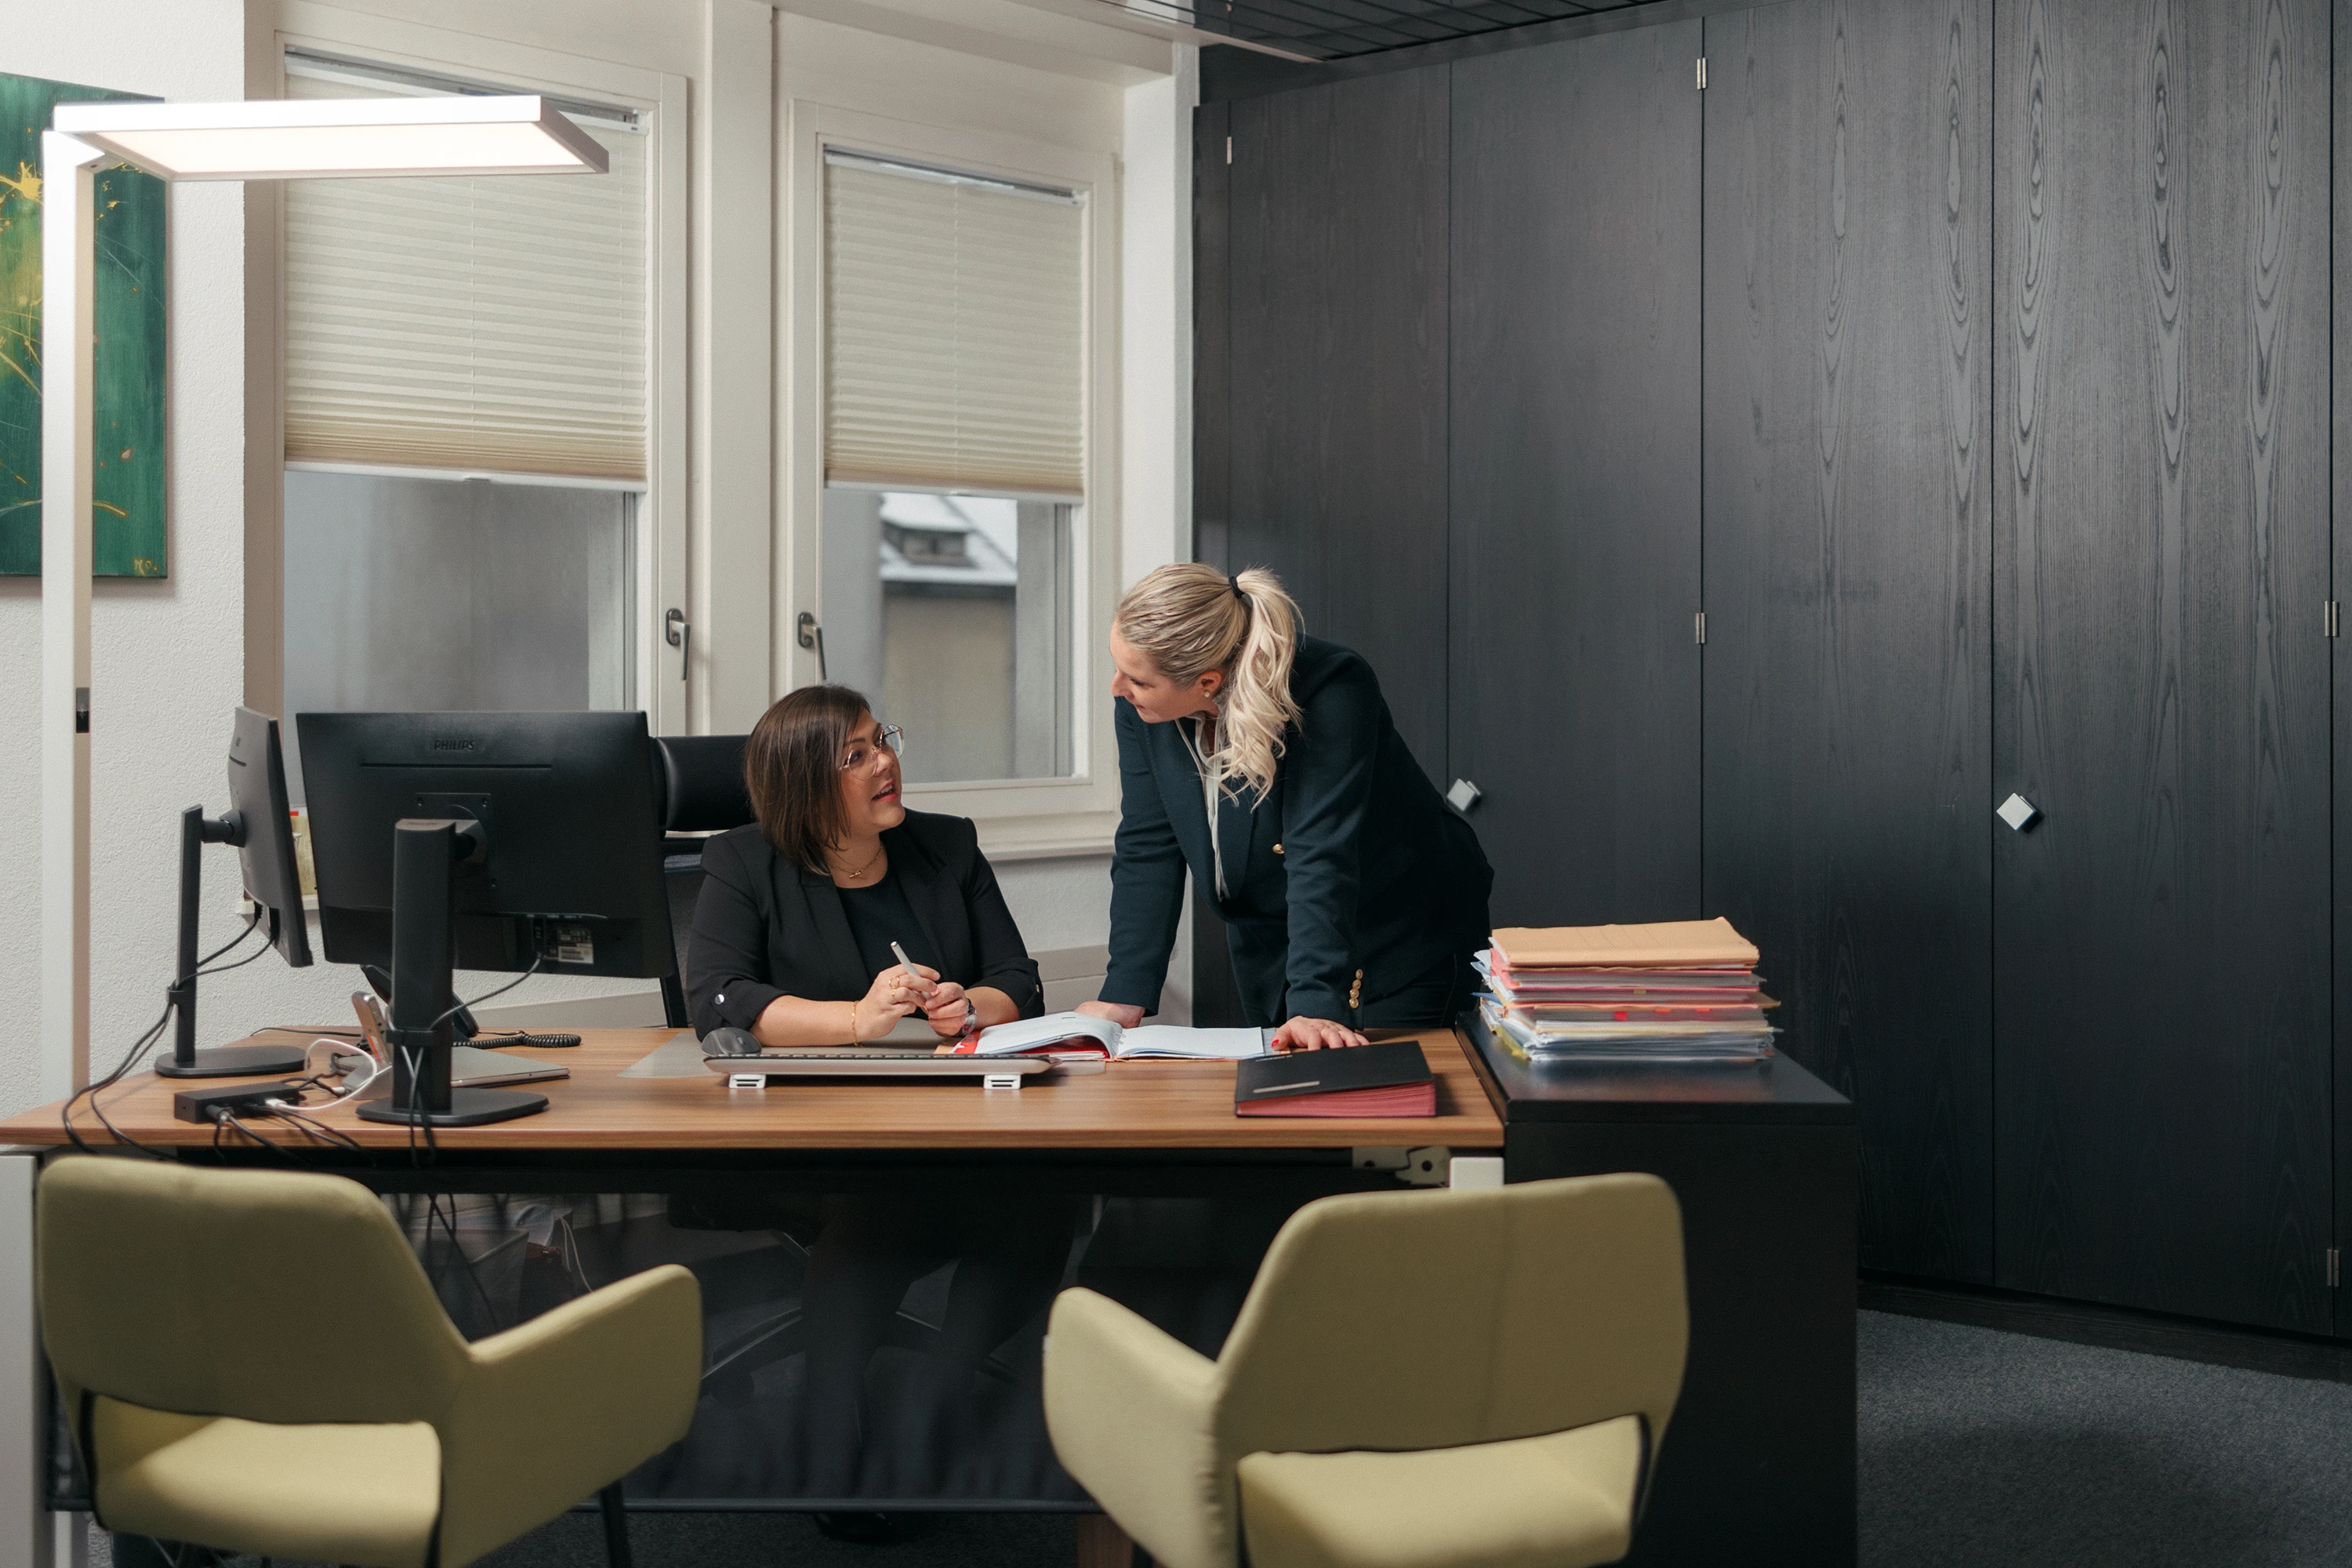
[1461,1010,1858,1567]
[4,1025,1499,1549]
[0,1025,1504,1154]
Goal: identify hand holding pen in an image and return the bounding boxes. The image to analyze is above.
[895,940,980,1040]
[853,945,939,1040]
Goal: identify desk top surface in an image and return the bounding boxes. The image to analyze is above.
[1463,1011,1855,1126]
[0,1027,1505,1153]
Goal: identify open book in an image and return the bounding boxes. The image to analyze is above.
[951,1011,1270,1060]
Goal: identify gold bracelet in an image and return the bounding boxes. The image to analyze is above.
[847,1000,859,1044]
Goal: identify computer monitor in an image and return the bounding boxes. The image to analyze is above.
[299,710,676,981]
[230,706,312,968]
[158,708,314,1080]
[296,710,675,1125]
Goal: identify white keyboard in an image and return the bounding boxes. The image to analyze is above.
[701,1051,1052,1080]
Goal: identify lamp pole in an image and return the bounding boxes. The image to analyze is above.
[40,132,102,1103]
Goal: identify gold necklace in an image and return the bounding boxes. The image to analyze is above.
[832,840,886,884]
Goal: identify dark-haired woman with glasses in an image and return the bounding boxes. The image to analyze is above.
[685,684,1062,1523]
[687,683,1041,1043]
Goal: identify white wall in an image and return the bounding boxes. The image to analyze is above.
[1112,44,1200,1019]
[0,0,256,1115]
[0,1,1198,1117]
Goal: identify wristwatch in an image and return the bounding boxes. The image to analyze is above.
[961,998,979,1036]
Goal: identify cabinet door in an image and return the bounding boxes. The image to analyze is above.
[1226,68,1452,782]
[1700,0,1994,1282]
[1450,24,1704,927]
[2337,0,2352,1340]
[1994,0,2331,1329]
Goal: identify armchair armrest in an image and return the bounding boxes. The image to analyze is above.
[436,1264,702,1567]
[1043,1287,1234,1568]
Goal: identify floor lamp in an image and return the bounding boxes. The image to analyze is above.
[40,96,608,1102]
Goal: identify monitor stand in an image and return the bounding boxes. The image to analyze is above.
[354,818,547,1128]
[156,805,308,1080]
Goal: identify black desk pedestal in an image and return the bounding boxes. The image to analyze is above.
[1466,1018,1857,1567]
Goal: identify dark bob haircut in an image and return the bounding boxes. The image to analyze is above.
[743,684,876,877]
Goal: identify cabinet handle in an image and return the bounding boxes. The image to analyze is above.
[1997,793,2040,832]
[1447,779,1483,813]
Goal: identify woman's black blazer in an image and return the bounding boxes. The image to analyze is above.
[1100,634,1493,1026]
[687,809,1043,1036]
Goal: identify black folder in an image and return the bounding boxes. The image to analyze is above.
[1234,1039,1436,1118]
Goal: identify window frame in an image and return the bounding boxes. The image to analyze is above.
[263,3,690,738]
[783,100,1123,855]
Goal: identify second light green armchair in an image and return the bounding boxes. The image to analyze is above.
[1044,1173,1688,1568]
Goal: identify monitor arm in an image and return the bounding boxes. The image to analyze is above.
[155,804,307,1080]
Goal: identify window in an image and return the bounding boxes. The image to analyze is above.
[819,149,1086,784]
[277,47,658,797]
[279,471,637,797]
[821,489,1073,783]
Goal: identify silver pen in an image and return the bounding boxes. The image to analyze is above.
[891,940,970,1037]
[890,941,935,997]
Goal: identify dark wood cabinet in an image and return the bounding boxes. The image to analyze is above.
[1991,0,2332,1330]
[1225,68,1452,783]
[1449,24,1705,929]
[2337,0,2352,1340]
[1190,74,1450,1026]
[1698,0,1994,1282]
[1193,0,2347,1334]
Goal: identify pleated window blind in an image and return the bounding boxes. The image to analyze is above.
[283,67,649,482]
[824,151,1086,499]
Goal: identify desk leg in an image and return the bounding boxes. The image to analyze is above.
[1508,1123,1857,1566]
[1076,1512,1139,1568]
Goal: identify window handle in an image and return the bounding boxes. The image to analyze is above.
[797,612,828,683]
[665,608,690,683]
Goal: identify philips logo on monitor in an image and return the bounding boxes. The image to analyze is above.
[430,737,482,754]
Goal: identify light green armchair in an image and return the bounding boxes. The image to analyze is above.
[1044,1173,1687,1568]
[37,1156,703,1568]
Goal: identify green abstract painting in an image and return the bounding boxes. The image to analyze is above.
[0,72,167,578]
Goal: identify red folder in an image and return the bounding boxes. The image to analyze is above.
[1234,1080,1438,1118]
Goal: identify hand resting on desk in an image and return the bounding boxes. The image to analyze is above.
[1269,1016,1370,1052]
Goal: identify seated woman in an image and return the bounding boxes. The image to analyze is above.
[688,683,1042,1043]
[687,684,1063,1519]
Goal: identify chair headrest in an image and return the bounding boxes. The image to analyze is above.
[655,734,756,833]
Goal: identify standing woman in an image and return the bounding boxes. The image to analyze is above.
[1080,564,1492,1049]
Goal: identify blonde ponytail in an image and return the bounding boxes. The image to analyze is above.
[1114,563,1302,803]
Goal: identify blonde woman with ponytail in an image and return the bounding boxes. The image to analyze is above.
[1080,564,1493,1051]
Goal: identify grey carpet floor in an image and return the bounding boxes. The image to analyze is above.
[1859,1310,2352,1566]
[91,1308,2352,1566]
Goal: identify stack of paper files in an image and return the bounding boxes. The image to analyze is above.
[1477,918,1777,1062]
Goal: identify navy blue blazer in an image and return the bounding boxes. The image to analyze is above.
[1101,635,1492,1025]
[687,810,1043,1036]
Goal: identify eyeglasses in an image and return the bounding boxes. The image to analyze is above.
[838,724,905,773]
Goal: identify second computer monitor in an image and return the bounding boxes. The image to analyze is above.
[297,710,675,980]
[227,706,312,969]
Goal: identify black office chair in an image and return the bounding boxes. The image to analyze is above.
[651,735,755,1028]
